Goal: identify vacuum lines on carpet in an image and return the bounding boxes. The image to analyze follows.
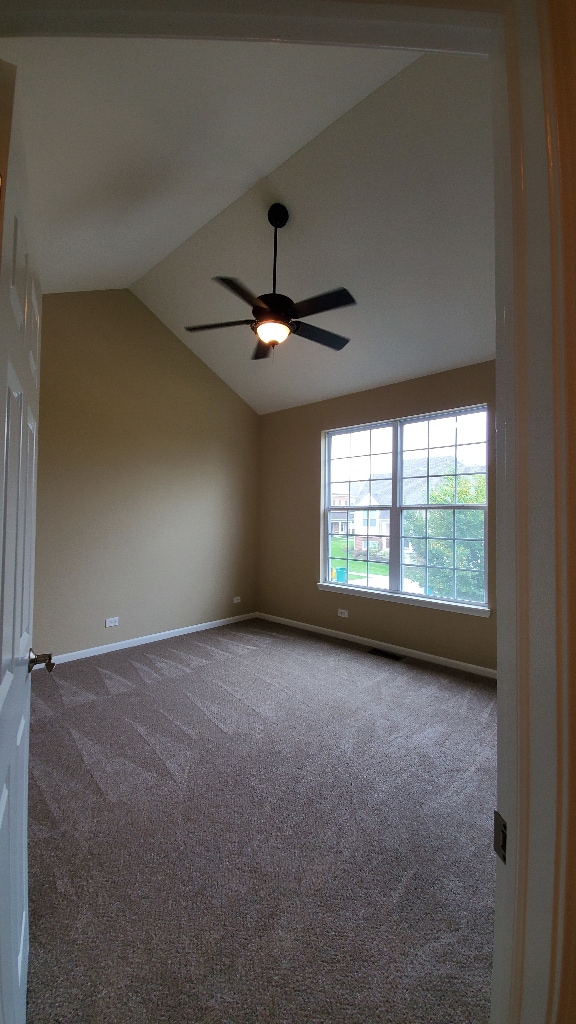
[27,620,496,1023]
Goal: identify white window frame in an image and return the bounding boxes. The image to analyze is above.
[319,405,490,617]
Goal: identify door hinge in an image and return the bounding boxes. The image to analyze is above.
[494,809,507,864]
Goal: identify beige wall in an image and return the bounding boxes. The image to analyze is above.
[34,289,259,655]
[34,300,495,670]
[257,361,496,670]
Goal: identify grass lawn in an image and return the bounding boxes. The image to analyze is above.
[329,536,389,577]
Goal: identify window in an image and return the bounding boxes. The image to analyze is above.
[323,406,488,609]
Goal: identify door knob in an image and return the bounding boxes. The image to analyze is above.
[28,649,55,674]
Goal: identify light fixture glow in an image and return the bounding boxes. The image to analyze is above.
[255,320,291,344]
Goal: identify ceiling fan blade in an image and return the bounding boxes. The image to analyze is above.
[293,287,356,320]
[214,277,270,311]
[185,319,253,333]
[292,320,350,351]
[252,340,273,360]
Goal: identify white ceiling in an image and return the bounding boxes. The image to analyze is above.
[0,37,420,293]
[0,36,495,415]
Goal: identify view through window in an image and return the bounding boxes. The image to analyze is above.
[325,406,487,606]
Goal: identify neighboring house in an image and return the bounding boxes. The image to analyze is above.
[330,491,349,534]
[329,486,389,551]
[347,478,390,555]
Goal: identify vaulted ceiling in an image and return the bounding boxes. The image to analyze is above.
[0,31,494,414]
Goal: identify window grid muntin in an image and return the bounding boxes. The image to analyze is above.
[325,405,487,606]
[327,504,391,588]
[400,506,487,604]
[399,406,487,508]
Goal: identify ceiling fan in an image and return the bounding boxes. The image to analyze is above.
[185,203,356,360]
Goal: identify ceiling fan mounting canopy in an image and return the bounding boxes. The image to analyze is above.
[267,203,289,229]
[185,204,356,360]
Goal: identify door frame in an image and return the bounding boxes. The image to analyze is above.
[4,1,569,1020]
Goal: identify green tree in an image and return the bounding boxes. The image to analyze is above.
[403,475,486,603]
[429,473,486,505]
[432,474,485,601]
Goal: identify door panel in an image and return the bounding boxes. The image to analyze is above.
[9,216,26,332]
[20,413,36,653]
[2,369,24,682]
[0,60,40,1024]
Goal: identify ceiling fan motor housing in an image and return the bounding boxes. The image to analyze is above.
[252,292,296,325]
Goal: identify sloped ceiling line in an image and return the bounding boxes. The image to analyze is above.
[0,38,494,414]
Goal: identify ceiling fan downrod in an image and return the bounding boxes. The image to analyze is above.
[267,202,289,295]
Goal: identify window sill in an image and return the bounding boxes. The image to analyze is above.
[317,582,491,617]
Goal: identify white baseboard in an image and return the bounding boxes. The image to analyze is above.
[258,613,497,680]
[52,610,496,679]
[52,613,256,665]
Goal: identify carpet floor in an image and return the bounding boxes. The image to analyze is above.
[27,620,496,1023]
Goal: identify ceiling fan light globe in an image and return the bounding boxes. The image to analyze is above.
[256,320,290,344]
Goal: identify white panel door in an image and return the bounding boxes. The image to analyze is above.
[0,62,40,1024]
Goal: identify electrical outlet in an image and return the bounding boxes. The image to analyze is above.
[105,616,119,628]
[233,596,241,604]
[338,609,348,618]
